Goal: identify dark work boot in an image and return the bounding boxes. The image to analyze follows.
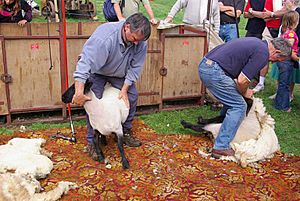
[123,129,142,147]
[85,143,98,161]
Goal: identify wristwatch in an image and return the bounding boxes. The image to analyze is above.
[249,8,253,14]
[271,12,275,18]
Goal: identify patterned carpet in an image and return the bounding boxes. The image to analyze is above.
[1,119,299,200]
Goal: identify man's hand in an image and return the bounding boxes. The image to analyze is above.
[164,16,173,23]
[150,18,158,25]
[244,88,254,99]
[71,81,91,106]
[119,84,130,108]
[18,20,27,26]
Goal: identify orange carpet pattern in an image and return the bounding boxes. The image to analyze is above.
[0,119,299,200]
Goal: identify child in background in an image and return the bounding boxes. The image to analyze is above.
[274,10,299,112]
[0,0,32,26]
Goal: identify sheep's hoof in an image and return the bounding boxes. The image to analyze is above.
[98,155,105,162]
[197,116,204,124]
[180,120,189,128]
[122,159,130,169]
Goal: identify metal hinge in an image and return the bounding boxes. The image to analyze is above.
[1,73,12,84]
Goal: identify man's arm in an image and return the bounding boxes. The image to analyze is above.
[72,80,91,106]
[119,83,130,108]
[236,73,253,98]
[113,3,125,21]
[219,2,242,18]
[144,4,157,24]
[164,0,188,23]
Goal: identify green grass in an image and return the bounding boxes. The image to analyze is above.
[33,0,183,23]
[1,1,299,156]
[139,68,300,156]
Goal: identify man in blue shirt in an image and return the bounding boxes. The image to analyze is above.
[198,37,291,158]
[72,13,151,160]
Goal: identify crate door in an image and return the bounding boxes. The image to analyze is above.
[6,39,61,111]
[0,40,8,115]
[162,34,205,100]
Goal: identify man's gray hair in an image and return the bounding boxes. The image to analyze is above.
[271,37,292,57]
[125,13,151,41]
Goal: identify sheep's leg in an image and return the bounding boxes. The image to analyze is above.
[95,130,107,145]
[180,120,206,132]
[197,115,225,124]
[93,130,105,162]
[116,134,129,169]
[100,134,107,145]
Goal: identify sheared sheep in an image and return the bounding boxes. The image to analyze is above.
[181,97,280,167]
[0,138,77,200]
[62,82,130,169]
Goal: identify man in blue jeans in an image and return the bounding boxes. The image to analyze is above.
[218,0,245,42]
[72,13,151,160]
[198,37,291,158]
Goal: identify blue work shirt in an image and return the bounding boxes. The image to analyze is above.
[206,37,269,81]
[74,20,147,86]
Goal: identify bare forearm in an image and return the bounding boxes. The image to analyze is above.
[75,80,85,95]
[113,3,124,20]
[144,4,155,20]
[224,10,242,17]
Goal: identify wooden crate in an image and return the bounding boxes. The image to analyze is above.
[0,22,207,123]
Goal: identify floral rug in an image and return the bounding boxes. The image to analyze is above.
[0,119,299,200]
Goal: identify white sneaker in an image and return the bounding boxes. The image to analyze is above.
[253,83,264,93]
[269,93,277,100]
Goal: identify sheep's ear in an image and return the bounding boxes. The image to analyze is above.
[244,97,253,116]
[84,79,93,94]
[61,84,75,104]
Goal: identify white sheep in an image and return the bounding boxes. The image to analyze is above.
[182,97,280,167]
[0,138,77,200]
[83,83,130,169]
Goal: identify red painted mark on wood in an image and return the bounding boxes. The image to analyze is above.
[0,101,4,105]
[182,41,189,46]
[31,44,39,49]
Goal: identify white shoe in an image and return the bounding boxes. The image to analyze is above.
[253,83,264,93]
[269,93,277,100]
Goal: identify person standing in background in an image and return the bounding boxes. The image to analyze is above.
[163,0,220,34]
[0,0,32,26]
[218,0,245,42]
[112,0,157,24]
[244,0,266,39]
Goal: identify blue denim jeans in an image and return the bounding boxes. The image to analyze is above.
[199,57,247,150]
[219,24,238,42]
[86,74,138,144]
[274,60,294,111]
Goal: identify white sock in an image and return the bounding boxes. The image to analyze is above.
[259,76,265,85]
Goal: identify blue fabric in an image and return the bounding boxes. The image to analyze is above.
[219,24,238,42]
[206,37,269,80]
[274,60,294,111]
[74,20,147,86]
[86,74,138,144]
[199,57,247,150]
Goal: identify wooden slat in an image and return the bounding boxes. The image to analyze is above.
[0,40,8,115]
[6,39,61,110]
[137,52,162,106]
[81,22,102,35]
[30,22,60,36]
[0,23,28,36]
[162,36,205,99]
[66,38,87,85]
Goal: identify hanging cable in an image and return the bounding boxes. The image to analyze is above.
[47,14,54,70]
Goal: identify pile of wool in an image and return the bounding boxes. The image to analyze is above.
[0,138,77,200]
